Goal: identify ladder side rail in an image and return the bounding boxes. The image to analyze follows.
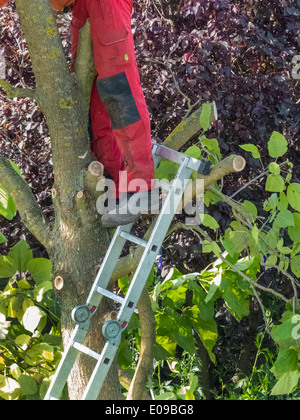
[44,326,87,400]
[86,223,133,308]
[81,340,120,400]
[118,160,193,324]
[82,158,193,400]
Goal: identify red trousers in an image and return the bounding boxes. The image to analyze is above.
[71,0,154,196]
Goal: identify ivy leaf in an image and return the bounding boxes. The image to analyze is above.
[268,131,288,158]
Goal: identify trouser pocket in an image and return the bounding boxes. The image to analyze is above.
[96,72,141,130]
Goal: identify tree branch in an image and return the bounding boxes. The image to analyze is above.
[0,78,36,99]
[127,287,156,400]
[75,21,97,114]
[162,101,217,150]
[0,155,51,248]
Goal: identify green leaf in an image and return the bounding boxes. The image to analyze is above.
[288,213,300,242]
[185,389,195,400]
[271,371,300,396]
[199,103,211,132]
[15,334,31,351]
[8,240,33,272]
[221,271,251,321]
[201,214,219,229]
[202,240,221,256]
[241,200,258,222]
[27,258,52,284]
[239,144,261,159]
[0,255,17,278]
[264,254,277,269]
[33,281,53,303]
[18,374,38,396]
[269,162,281,175]
[273,210,294,229]
[287,183,300,212]
[263,193,278,211]
[224,222,249,256]
[25,343,54,366]
[271,313,300,347]
[0,232,7,244]
[0,376,21,400]
[10,364,22,380]
[9,159,22,177]
[265,174,285,192]
[0,184,17,220]
[271,348,299,376]
[184,145,202,159]
[7,295,24,321]
[291,255,300,277]
[157,391,177,400]
[184,306,217,363]
[201,137,221,160]
[268,131,288,158]
[188,283,214,321]
[155,159,178,182]
[278,192,289,211]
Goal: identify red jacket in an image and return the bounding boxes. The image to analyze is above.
[71,0,135,79]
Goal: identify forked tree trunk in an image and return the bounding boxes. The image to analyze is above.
[6,0,123,400]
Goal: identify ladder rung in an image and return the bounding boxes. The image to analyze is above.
[72,342,100,360]
[119,231,148,247]
[96,287,125,304]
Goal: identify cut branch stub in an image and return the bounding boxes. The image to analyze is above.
[88,161,104,178]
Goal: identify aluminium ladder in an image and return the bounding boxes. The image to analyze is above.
[44,143,211,400]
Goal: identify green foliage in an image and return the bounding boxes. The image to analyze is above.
[118,130,300,400]
[0,240,62,400]
[0,160,22,221]
[2,128,300,400]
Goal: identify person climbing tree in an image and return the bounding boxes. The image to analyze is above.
[71,0,160,227]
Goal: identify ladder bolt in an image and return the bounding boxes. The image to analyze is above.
[72,305,91,325]
[102,320,122,342]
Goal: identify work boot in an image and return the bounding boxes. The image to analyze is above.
[101,189,160,227]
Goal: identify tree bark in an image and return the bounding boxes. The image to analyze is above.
[7,0,122,400]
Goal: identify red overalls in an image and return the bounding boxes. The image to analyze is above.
[71,0,154,196]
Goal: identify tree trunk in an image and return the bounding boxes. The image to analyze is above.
[9,0,123,400]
